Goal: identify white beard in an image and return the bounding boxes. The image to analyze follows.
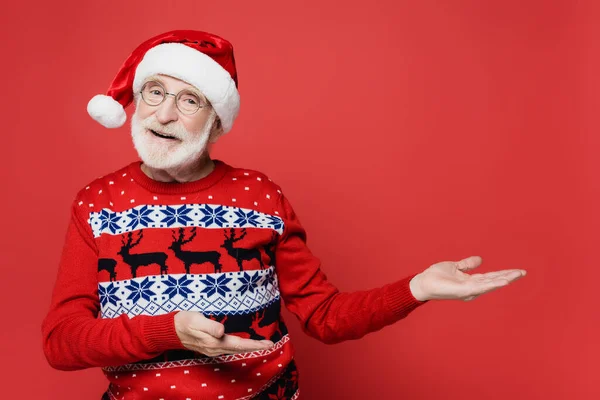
[130,108,215,171]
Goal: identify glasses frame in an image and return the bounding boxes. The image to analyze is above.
[139,80,210,115]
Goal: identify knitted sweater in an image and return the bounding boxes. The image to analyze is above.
[41,159,428,399]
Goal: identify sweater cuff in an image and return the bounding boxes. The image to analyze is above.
[141,311,185,353]
[383,273,429,320]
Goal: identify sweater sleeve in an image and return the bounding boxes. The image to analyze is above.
[41,198,185,371]
[274,191,429,344]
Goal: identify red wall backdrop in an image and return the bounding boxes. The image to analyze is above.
[2,0,597,399]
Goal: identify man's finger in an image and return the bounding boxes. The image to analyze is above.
[471,279,510,296]
[474,270,525,284]
[190,315,225,338]
[456,256,483,272]
[481,269,526,279]
[494,271,525,283]
[218,335,274,354]
[463,270,525,299]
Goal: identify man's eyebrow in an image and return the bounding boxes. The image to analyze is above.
[145,74,164,84]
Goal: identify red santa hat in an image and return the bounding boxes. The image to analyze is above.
[87,30,240,134]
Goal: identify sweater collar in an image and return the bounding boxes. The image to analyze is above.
[127,159,230,195]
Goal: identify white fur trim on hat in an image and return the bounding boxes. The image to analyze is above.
[133,43,240,133]
[87,94,127,129]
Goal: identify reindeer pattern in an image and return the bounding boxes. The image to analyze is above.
[97,225,280,281]
[83,164,302,397]
[94,204,287,368]
[117,231,169,278]
[98,225,289,369]
[221,228,265,271]
[169,227,223,274]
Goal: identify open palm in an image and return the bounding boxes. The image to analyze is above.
[409,256,526,302]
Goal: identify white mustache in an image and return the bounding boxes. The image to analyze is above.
[142,116,189,139]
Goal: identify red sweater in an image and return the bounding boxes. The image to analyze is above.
[41,159,428,399]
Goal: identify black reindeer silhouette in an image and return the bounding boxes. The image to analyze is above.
[117,231,168,278]
[221,228,264,271]
[98,258,117,281]
[248,307,283,341]
[207,305,284,342]
[262,231,278,267]
[168,227,223,274]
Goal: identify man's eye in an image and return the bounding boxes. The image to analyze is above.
[180,95,200,105]
[151,90,163,96]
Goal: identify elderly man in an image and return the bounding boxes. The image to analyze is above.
[41,30,526,400]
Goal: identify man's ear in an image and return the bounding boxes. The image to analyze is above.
[208,117,224,143]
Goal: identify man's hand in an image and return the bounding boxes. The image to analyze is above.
[174,311,274,356]
[409,256,526,302]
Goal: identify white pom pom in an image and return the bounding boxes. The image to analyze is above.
[87,95,127,128]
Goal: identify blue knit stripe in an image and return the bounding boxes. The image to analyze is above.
[87,203,284,238]
[98,266,280,318]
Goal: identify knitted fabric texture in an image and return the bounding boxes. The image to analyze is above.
[41,159,428,399]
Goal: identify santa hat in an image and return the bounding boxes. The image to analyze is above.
[87,30,240,134]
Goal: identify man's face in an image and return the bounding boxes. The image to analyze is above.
[130,74,221,170]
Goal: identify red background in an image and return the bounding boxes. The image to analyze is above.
[2,0,598,399]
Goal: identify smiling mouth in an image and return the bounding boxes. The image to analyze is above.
[150,129,178,140]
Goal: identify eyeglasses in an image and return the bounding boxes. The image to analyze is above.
[139,80,209,115]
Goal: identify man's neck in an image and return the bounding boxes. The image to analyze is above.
[140,155,215,183]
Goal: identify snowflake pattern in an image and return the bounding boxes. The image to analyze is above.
[126,277,156,303]
[199,204,228,227]
[266,214,284,231]
[98,283,119,307]
[239,272,261,295]
[98,210,122,234]
[162,275,194,299]
[233,208,261,227]
[200,274,232,297]
[262,268,276,288]
[98,267,280,318]
[89,203,284,238]
[126,205,154,229]
[160,205,193,227]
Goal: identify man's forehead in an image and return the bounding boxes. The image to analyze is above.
[145,74,206,97]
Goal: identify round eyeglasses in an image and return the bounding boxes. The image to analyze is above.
[139,81,209,115]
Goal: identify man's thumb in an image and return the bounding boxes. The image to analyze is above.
[200,316,225,338]
[456,256,483,271]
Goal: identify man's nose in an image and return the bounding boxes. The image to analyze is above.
[155,94,178,124]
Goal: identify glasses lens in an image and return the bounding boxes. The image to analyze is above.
[177,90,203,114]
[141,81,165,105]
